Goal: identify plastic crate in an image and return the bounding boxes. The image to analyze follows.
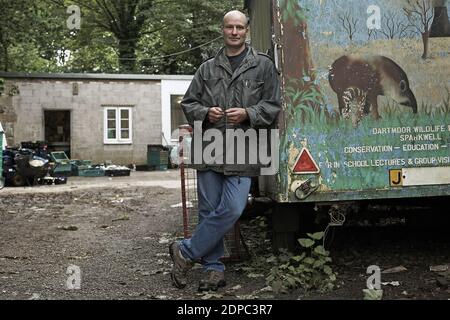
[147,145,169,171]
[70,160,92,176]
[71,159,92,166]
[50,151,72,176]
[50,151,70,162]
[78,166,105,177]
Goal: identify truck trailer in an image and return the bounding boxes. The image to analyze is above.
[244,0,450,249]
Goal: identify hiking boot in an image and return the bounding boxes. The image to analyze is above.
[169,242,193,289]
[198,270,226,292]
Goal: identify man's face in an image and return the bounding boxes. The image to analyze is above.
[222,14,248,50]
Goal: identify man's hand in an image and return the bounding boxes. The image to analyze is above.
[225,108,248,125]
[208,107,224,123]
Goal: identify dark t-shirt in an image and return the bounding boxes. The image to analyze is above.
[227,47,249,73]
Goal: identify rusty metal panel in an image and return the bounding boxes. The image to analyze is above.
[246,0,273,53]
[265,0,450,202]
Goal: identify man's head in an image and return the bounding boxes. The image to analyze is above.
[222,10,249,54]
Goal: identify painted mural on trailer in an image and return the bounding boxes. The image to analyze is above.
[279,0,450,195]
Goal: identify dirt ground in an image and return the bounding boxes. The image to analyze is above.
[0,170,449,300]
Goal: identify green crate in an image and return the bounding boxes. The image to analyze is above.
[50,151,72,176]
[50,151,70,162]
[70,159,92,166]
[70,160,93,176]
[78,166,105,177]
[52,163,72,176]
[148,150,169,165]
[147,145,169,171]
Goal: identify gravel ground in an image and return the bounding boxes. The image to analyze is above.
[0,172,449,300]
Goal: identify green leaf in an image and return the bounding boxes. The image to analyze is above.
[314,246,327,256]
[280,263,289,270]
[323,265,333,275]
[313,260,324,268]
[303,257,314,265]
[307,232,324,240]
[286,277,296,287]
[298,238,314,248]
[291,253,306,262]
[270,280,283,293]
[363,289,383,300]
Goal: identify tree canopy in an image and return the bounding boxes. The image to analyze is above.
[0,0,243,74]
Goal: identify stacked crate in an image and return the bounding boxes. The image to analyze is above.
[147,145,169,171]
[50,151,72,176]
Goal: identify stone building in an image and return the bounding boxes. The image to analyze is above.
[0,73,192,165]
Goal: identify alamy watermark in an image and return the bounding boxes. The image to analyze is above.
[367,5,381,30]
[66,5,81,30]
[66,265,81,290]
[366,265,381,290]
[182,121,280,176]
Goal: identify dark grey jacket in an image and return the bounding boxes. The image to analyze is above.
[181,46,281,176]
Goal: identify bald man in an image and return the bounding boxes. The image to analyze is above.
[170,10,281,292]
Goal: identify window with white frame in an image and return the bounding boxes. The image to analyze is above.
[103,105,133,144]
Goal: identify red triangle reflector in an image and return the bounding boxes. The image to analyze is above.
[293,148,320,174]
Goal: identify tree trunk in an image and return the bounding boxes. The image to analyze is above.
[430,5,450,37]
[277,1,323,125]
[118,39,137,73]
[189,10,204,69]
[3,45,8,72]
[0,36,8,72]
[279,2,314,81]
[421,31,430,59]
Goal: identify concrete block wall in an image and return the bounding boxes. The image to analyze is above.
[3,78,163,165]
[0,92,16,146]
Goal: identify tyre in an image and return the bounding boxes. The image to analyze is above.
[11,174,26,187]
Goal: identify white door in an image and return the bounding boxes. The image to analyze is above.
[161,79,192,145]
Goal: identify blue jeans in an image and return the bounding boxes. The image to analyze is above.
[179,170,251,272]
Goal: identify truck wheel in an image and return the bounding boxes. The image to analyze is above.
[11,174,26,187]
[272,203,317,253]
[272,203,300,252]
